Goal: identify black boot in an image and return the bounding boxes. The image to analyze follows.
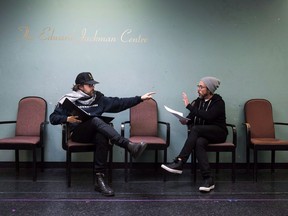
[94,173,115,196]
[127,142,147,159]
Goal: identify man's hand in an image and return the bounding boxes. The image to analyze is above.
[182,92,189,107]
[141,92,156,100]
[67,116,82,123]
[179,119,188,125]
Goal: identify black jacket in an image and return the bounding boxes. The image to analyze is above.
[186,94,227,132]
[49,91,142,126]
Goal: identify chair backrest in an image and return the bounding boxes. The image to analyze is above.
[244,99,275,138]
[15,96,47,136]
[130,99,158,137]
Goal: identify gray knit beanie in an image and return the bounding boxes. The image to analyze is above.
[200,76,220,93]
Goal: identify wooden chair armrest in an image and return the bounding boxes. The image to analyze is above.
[158,121,170,146]
[274,122,288,126]
[0,121,16,124]
[39,121,49,145]
[226,123,237,146]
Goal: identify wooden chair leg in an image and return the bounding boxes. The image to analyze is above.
[191,152,194,174]
[108,147,113,183]
[154,150,158,170]
[129,155,133,175]
[253,149,258,182]
[271,150,275,173]
[15,150,19,173]
[41,146,45,172]
[232,150,236,183]
[67,151,71,187]
[124,150,128,182]
[163,149,167,182]
[246,146,250,172]
[93,151,96,184]
[33,148,37,181]
[216,152,220,174]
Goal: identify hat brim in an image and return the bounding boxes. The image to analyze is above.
[85,80,99,85]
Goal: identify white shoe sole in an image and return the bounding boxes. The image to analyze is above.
[199,185,215,192]
[161,164,183,174]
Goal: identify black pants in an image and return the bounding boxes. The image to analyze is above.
[178,125,227,178]
[71,117,129,173]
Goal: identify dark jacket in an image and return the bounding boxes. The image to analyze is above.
[49,91,142,126]
[186,94,227,133]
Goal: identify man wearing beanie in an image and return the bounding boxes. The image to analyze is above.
[50,72,155,196]
[162,76,227,192]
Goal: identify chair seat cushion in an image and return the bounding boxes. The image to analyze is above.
[251,138,288,145]
[206,142,235,151]
[208,142,235,147]
[0,136,40,145]
[66,140,95,151]
[130,136,166,144]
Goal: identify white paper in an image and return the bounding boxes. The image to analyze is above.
[164,105,190,121]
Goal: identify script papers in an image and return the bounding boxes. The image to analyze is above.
[62,98,114,123]
[164,105,190,121]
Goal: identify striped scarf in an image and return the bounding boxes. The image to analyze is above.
[58,90,96,105]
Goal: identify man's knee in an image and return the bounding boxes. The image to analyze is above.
[91,117,105,126]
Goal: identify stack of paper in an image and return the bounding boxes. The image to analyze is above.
[164,105,190,121]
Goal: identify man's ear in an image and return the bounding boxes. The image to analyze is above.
[78,85,84,91]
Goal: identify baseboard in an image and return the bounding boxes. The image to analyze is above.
[0,162,288,170]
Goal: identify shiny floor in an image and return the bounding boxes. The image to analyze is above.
[1,166,288,216]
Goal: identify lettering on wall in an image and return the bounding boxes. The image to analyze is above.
[18,26,148,44]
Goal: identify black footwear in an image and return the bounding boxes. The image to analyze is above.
[94,173,115,197]
[199,177,215,192]
[161,159,183,174]
[127,142,147,159]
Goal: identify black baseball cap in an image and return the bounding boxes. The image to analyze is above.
[75,72,99,85]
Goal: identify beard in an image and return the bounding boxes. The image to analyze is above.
[198,91,204,99]
[198,92,209,100]
[84,90,95,97]
[89,91,95,97]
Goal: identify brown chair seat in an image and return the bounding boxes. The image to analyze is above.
[0,136,40,145]
[251,138,288,146]
[130,136,166,145]
[206,142,235,149]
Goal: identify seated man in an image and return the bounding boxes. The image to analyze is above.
[161,76,227,192]
[50,72,155,196]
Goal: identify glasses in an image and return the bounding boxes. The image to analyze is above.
[197,85,207,90]
[85,84,95,88]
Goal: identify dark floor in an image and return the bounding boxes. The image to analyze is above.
[1,167,288,216]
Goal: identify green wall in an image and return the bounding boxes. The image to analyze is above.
[0,0,287,164]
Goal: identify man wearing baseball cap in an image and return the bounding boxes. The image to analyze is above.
[50,72,155,196]
[161,76,227,192]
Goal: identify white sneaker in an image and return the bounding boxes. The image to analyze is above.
[161,160,183,174]
[199,177,215,192]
